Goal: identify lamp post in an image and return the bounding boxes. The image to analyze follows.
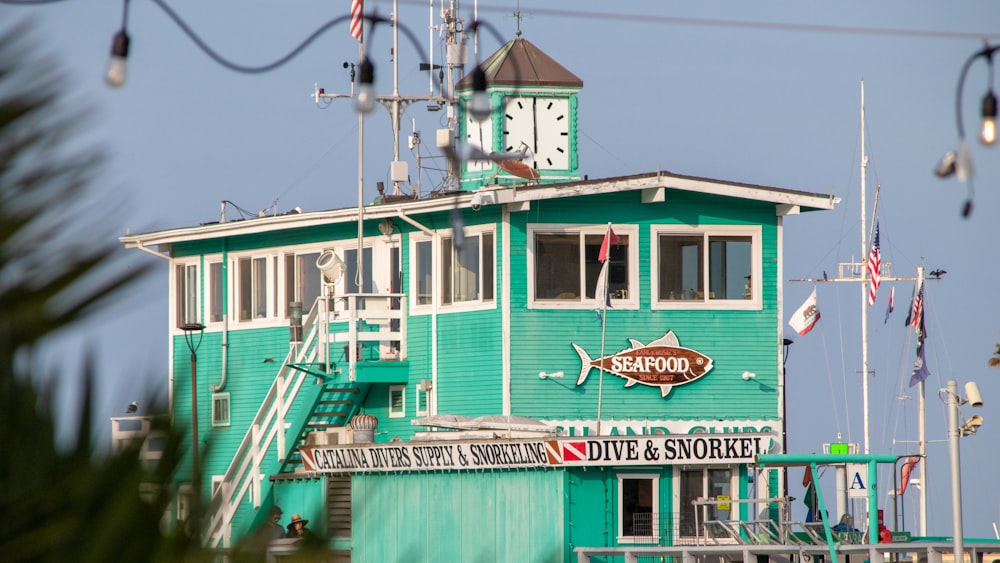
[181,322,205,507]
[782,338,793,507]
[943,379,985,563]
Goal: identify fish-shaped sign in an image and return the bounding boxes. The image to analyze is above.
[572,331,713,398]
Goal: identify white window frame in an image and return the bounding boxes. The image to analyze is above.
[616,472,660,544]
[174,261,200,328]
[527,223,639,311]
[388,385,406,418]
[233,253,276,324]
[211,392,230,427]
[673,466,740,541]
[650,225,762,311]
[408,226,496,314]
[415,385,429,417]
[206,256,224,326]
[283,249,323,319]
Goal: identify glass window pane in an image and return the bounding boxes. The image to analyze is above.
[621,477,654,537]
[209,262,223,323]
[535,234,580,300]
[585,233,629,299]
[239,258,251,321]
[441,237,452,305]
[658,235,704,301]
[344,248,373,294]
[253,257,267,318]
[678,469,702,537]
[707,468,732,521]
[453,233,480,302]
[416,240,432,305]
[709,236,751,300]
[297,252,321,309]
[482,232,494,301]
[284,254,295,317]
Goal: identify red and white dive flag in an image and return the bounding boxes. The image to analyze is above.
[789,288,821,336]
[598,225,619,262]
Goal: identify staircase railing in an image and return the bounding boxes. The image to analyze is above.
[204,298,326,548]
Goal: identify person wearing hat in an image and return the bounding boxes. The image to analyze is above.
[285,513,314,541]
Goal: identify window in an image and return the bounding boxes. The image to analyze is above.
[388,385,405,418]
[678,467,734,538]
[208,261,223,323]
[211,392,230,427]
[411,229,494,310]
[238,256,270,321]
[617,473,659,543]
[415,384,429,417]
[529,225,636,309]
[285,251,321,316]
[345,247,373,294]
[175,263,199,327]
[653,226,760,309]
[442,232,493,304]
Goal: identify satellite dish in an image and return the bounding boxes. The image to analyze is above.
[316,250,345,284]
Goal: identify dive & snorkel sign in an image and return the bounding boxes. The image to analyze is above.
[299,433,772,474]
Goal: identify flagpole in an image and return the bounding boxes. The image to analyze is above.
[595,222,612,436]
[915,266,928,536]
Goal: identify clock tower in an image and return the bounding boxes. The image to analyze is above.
[455,36,583,190]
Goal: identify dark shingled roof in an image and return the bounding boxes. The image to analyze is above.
[456,37,583,91]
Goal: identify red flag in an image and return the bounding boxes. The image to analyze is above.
[598,226,619,262]
[802,464,813,487]
[350,0,364,41]
[899,456,920,495]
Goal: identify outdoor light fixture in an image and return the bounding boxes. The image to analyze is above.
[980,90,997,146]
[181,322,206,506]
[354,56,376,114]
[466,64,492,122]
[936,42,1000,217]
[105,0,131,87]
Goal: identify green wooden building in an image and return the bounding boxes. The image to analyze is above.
[119,35,837,561]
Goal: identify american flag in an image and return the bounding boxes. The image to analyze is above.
[867,221,881,306]
[350,0,364,41]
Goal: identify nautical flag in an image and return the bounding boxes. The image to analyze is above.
[898,456,920,495]
[350,0,364,41]
[802,466,820,522]
[594,261,611,320]
[789,288,821,336]
[867,222,881,306]
[905,281,927,350]
[908,342,930,387]
[598,225,620,262]
[884,286,895,324]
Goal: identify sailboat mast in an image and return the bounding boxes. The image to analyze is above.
[860,80,872,455]
[917,265,928,535]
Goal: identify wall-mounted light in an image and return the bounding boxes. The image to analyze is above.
[539,371,564,380]
[741,371,757,381]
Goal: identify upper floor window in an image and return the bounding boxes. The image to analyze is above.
[285,251,321,316]
[208,260,223,323]
[410,228,495,311]
[175,263,199,328]
[344,247,373,294]
[652,225,761,310]
[238,256,271,322]
[528,224,637,310]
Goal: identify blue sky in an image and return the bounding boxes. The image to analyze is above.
[6,0,1000,539]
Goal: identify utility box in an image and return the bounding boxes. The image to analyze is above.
[436,128,453,148]
[390,160,409,183]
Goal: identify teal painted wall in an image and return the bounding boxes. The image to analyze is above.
[502,191,781,422]
[352,470,565,562]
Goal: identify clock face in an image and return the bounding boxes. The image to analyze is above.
[534,97,570,170]
[465,114,493,173]
[503,96,571,171]
[503,97,537,169]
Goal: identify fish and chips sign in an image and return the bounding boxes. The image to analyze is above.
[573,330,713,397]
[300,433,772,474]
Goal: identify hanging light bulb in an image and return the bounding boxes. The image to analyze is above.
[354,57,376,114]
[980,90,997,146]
[105,29,130,88]
[467,64,491,122]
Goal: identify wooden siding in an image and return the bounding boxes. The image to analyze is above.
[352,470,566,561]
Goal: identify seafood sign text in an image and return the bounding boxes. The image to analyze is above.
[299,434,771,474]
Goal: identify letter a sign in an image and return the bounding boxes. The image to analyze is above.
[846,463,868,499]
